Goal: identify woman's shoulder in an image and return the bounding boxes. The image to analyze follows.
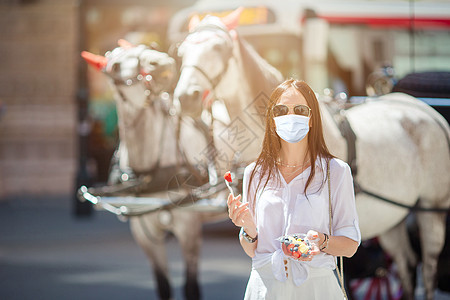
[244,161,258,177]
[243,161,272,183]
[245,161,257,169]
[329,157,352,176]
[330,157,349,168]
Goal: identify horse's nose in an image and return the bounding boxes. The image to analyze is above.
[178,87,202,105]
[191,89,201,101]
[177,87,203,117]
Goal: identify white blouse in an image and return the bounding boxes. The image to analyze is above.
[242,157,361,286]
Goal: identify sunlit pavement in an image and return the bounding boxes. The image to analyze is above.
[0,196,449,300]
[0,195,250,300]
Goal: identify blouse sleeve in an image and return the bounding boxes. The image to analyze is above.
[330,159,361,244]
[242,162,257,216]
[242,163,255,202]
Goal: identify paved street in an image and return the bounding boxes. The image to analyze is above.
[0,195,251,300]
[1,195,449,300]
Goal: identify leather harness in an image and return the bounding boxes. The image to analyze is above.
[335,103,449,213]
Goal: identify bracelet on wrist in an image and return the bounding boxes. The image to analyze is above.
[240,227,258,243]
[319,233,329,251]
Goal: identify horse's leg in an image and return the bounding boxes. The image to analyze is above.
[378,218,418,300]
[129,215,172,300]
[171,210,202,300]
[416,210,447,300]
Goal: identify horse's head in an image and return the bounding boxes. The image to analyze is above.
[82,42,181,173]
[173,8,243,118]
[82,40,176,108]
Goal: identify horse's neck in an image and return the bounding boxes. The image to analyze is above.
[215,58,247,117]
[215,44,262,123]
[114,87,156,135]
[319,101,347,161]
[211,50,266,166]
[114,88,179,172]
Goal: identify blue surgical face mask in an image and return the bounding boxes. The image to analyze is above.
[274,114,310,143]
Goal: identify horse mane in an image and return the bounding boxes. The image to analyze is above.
[237,36,283,100]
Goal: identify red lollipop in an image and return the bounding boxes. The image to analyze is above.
[224,171,232,183]
[224,171,234,196]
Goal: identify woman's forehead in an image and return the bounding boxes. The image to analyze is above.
[277,87,307,105]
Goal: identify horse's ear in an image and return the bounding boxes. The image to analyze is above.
[188,14,201,32]
[229,29,238,40]
[81,51,107,71]
[221,7,244,30]
[118,39,134,49]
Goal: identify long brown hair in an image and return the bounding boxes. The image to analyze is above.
[247,79,334,212]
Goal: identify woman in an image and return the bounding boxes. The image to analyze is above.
[227,79,360,299]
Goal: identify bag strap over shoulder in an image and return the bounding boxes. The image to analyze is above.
[327,159,348,299]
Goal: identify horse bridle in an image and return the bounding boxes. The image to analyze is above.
[175,24,236,186]
[179,24,234,92]
[112,70,207,187]
[107,45,163,107]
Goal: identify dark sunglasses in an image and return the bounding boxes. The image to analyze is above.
[272,104,311,117]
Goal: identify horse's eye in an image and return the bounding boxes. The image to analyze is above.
[111,62,120,72]
[212,44,222,52]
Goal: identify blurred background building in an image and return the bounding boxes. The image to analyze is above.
[0,0,79,197]
[0,0,194,199]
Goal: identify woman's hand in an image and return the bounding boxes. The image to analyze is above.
[282,243,320,262]
[227,193,257,237]
[282,230,321,262]
[295,243,320,262]
[296,230,320,261]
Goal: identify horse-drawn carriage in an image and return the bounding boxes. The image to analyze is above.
[77,8,449,300]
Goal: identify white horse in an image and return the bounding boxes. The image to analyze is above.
[173,10,450,300]
[81,9,283,299]
[173,9,283,178]
[321,93,449,299]
[82,41,231,300]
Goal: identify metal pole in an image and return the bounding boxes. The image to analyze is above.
[74,0,93,217]
[409,0,415,73]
